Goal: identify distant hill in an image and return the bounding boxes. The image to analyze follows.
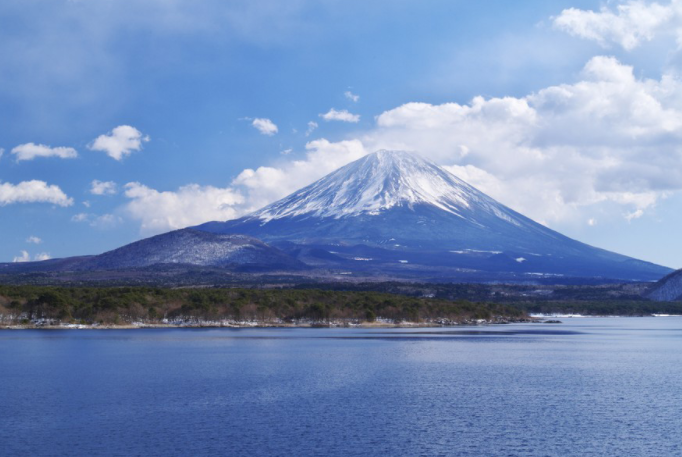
[76,229,305,271]
[645,269,682,301]
[0,229,305,274]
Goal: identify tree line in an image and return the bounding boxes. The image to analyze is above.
[0,285,526,325]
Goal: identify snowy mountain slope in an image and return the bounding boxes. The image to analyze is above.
[201,151,557,247]
[74,229,305,271]
[252,150,523,224]
[197,150,671,281]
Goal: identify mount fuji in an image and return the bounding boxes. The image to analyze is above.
[197,150,670,282]
[3,150,669,283]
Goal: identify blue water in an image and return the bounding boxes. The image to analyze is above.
[2,318,682,457]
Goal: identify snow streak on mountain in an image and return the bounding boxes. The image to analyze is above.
[77,229,304,271]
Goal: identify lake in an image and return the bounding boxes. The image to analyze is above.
[1,318,681,456]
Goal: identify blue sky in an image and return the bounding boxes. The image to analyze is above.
[2,0,682,269]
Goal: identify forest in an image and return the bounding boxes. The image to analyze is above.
[0,285,527,326]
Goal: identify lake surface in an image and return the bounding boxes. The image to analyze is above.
[2,318,682,457]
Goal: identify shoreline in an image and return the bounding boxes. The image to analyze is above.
[1,317,536,330]
[3,315,679,330]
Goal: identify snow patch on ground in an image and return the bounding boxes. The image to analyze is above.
[450,249,503,255]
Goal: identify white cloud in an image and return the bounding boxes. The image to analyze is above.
[306,121,318,136]
[11,143,78,161]
[252,118,278,136]
[90,213,123,229]
[123,182,245,235]
[12,250,51,262]
[13,251,30,263]
[112,54,682,236]
[553,1,676,50]
[626,208,645,221]
[89,53,682,237]
[344,91,360,102]
[320,108,360,123]
[232,138,367,212]
[72,213,90,223]
[116,140,366,234]
[0,148,4,159]
[111,52,682,236]
[162,52,680,227]
[347,55,682,224]
[89,125,149,160]
[26,236,42,244]
[90,180,117,195]
[0,180,73,207]
[119,139,365,234]
[71,212,122,229]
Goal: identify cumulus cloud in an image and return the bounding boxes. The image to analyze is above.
[233,138,367,212]
[71,212,123,229]
[0,180,73,207]
[123,182,245,235]
[320,108,360,123]
[252,118,278,136]
[26,236,42,244]
[306,121,318,136]
[89,125,149,160]
[71,213,90,223]
[90,180,117,195]
[91,214,123,229]
[351,55,682,223]
[12,251,30,263]
[626,208,645,221]
[114,138,366,234]
[11,143,78,161]
[113,52,682,235]
[104,54,682,236]
[138,53,680,228]
[553,1,677,50]
[344,91,360,102]
[12,250,50,262]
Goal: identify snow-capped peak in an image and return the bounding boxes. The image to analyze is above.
[251,150,521,224]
